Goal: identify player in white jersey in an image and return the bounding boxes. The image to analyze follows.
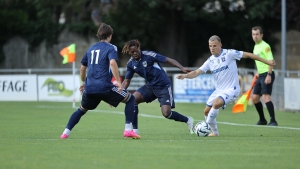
[176,35,276,136]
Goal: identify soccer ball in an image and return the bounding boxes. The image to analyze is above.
[193,121,211,137]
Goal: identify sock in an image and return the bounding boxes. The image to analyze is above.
[124,95,135,125]
[166,111,188,123]
[204,115,207,121]
[133,129,139,134]
[132,104,139,129]
[63,128,70,135]
[125,123,132,131]
[65,108,87,132]
[206,108,219,135]
[254,102,266,121]
[266,101,276,122]
[208,118,219,135]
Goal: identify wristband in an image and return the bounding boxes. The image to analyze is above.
[82,81,85,85]
[267,73,272,76]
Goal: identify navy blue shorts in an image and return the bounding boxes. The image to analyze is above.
[137,84,175,108]
[253,72,275,96]
[81,86,129,110]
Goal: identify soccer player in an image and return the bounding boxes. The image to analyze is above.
[121,39,194,134]
[60,23,140,139]
[251,26,278,126]
[176,35,276,136]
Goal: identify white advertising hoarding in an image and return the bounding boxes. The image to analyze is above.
[38,75,81,102]
[284,78,300,110]
[0,75,38,101]
[173,74,216,103]
[126,76,146,91]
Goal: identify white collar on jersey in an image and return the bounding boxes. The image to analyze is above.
[213,48,223,58]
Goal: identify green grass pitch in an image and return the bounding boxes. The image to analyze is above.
[0,101,299,169]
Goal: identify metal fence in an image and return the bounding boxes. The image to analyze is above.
[1,67,299,112]
[237,68,300,112]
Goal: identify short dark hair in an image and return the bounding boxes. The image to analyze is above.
[96,23,113,41]
[252,26,263,34]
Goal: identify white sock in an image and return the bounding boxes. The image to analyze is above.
[208,119,219,135]
[206,108,220,134]
[204,115,207,121]
[133,129,139,134]
[186,117,192,124]
[63,128,70,135]
[206,107,219,121]
[125,123,132,131]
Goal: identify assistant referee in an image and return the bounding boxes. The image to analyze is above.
[251,26,278,126]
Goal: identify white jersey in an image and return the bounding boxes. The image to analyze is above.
[199,49,243,91]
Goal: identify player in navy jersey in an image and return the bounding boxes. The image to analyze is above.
[121,39,194,134]
[177,35,275,136]
[60,23,140,139]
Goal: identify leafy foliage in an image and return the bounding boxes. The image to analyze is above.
[0,1,63,55]
[105,0,167,50]
[0,0,299,67]
[0,0,97,63]
[106,0,281,67]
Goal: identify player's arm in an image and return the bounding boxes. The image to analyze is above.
[80,65,87,83]
[80,52,88,84]
[110,59,122,91]
[242,52,276,66]
[122,65,134,89]
[122,79,131,89]
[79,65,87,94]
[165,57,191,73]
[176,69,204,80]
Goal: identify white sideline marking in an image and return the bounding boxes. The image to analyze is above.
[17,139,294,143]
[37,106,300,131]
[19,139,87,141]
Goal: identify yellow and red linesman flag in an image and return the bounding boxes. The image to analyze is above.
[232,75,258,113]
[60,44,76,64]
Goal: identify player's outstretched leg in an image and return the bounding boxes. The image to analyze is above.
[60,107,87,139]
[132,104,139,134]
[164,109,194,134]
[123,95,140,139]
[187,116,194,134]
[206,108,220,137]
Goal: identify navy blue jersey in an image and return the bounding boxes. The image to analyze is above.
[125,51,171,87]
[81,42,118,94]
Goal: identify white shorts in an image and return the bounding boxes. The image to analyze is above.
[206,88,240,108]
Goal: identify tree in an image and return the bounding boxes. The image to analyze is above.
[273,0,300,30]
[0,0,97,64]
[1,0,299,67]
[106,0,280,67]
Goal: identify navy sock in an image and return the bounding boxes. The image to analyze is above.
[66,108,87,130]
[166,111,188,123]
[266,101,276,122]
[254,102,266,121]
[132,104,139,129]
[124,95,135,124]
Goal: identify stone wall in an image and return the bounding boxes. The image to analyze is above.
[1,29,98,69]
[273,30,300,70]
